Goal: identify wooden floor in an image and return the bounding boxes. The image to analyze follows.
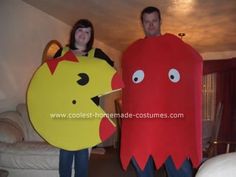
[88,147,167,177]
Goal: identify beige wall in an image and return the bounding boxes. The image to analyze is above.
[0,0,69,112]
[0,0,121,113]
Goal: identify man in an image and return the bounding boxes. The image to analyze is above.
[120,6,202,177]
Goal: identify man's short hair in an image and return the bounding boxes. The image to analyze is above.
[140,6,161,23]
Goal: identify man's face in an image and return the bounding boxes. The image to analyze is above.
[142,12,161,37]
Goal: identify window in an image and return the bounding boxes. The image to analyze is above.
[202,73,216,120]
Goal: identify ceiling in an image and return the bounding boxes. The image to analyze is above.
[22,0,236,53]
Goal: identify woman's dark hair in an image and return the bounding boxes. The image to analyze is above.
[140,6,161,23]
[68,19,94,52]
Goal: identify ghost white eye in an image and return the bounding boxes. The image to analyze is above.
[168,68,180,83]
[132,70,145,84]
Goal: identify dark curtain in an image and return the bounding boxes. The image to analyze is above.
[204,58,236,142]
[216,70,236,141]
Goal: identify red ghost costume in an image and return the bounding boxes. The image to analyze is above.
[120,33,203,170]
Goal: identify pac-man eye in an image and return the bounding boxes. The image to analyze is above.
[77,73,89,86]
[168,68,180,83]
[132,70,145,84]
[72,100,77,104]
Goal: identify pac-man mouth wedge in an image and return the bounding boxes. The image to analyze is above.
[27,50,123,151]
[121,33,203,170]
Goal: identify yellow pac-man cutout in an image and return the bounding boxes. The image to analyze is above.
[27,51,123,150]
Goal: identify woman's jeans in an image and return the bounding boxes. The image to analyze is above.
[59,149,89,177]
[132,156,193,177]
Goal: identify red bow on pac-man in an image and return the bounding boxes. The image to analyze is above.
[46,50,78,74]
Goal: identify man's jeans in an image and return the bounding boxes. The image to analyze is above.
[132,156,193,177]
[165,156,193,177]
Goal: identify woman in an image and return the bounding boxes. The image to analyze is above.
[55,19,114,177]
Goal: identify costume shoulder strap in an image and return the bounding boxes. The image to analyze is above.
[61,47,70,56]
[88,48,96,58]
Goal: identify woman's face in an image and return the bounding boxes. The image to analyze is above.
[75,27,91,47]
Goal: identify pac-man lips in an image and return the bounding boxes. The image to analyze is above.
[99,116,116,141]
[112,72,124,90]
